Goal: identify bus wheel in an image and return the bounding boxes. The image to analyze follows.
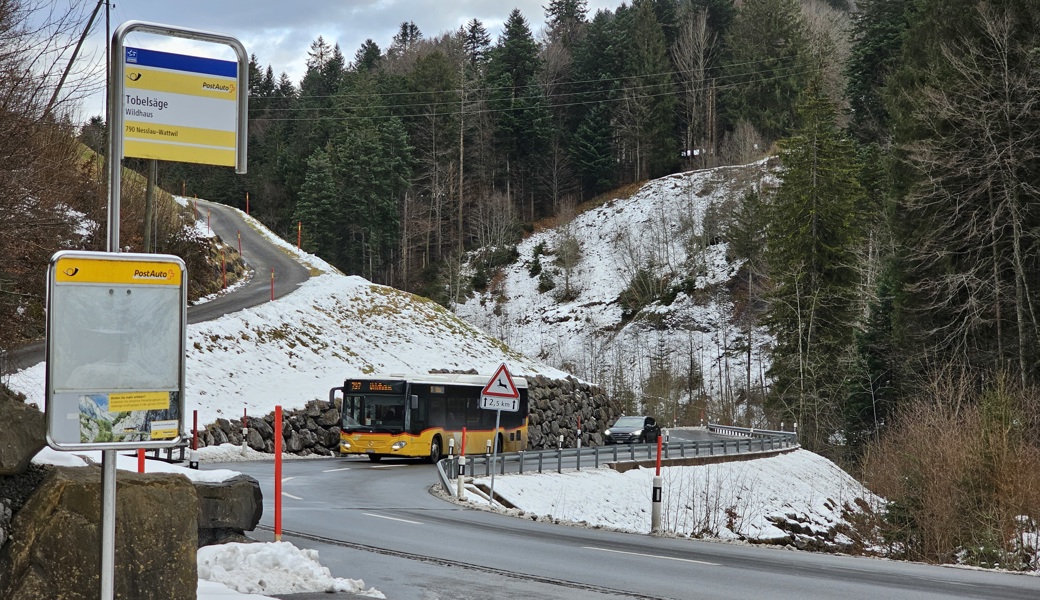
[368,454,382,462]
[428,436,442,464]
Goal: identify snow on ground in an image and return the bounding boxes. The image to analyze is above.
[8,199,569,427]
[7,198,570,599]
[468,449,880,544]
[454,161,774,414]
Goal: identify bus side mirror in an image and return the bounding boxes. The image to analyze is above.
[411,395,418,410]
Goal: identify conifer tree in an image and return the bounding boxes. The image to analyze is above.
[327,74,413,282]
[720,0,811,144]
[293,148,338,257]
[618,0,678,180]
[487,9,550,217]
[765,80,865,450]
[845,0,912,145]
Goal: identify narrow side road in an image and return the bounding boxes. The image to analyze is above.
[187,199,311,324]
[0,198,311,375]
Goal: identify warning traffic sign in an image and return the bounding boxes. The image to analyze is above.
[480,363,520,412]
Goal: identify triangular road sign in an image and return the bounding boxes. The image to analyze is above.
[481,363,519,399]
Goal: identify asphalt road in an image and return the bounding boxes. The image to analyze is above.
[186,199,310,324]
[205,457,1040,600]
[0,199,310,375]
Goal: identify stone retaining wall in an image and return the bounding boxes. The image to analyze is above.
[195,376,624,453]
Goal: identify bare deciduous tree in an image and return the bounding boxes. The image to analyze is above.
[672,6,717,165]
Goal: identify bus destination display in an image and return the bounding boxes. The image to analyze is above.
[346,380,404,394]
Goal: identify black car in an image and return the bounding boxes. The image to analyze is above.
[604,415,661,444]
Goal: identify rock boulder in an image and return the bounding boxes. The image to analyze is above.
[0,466,198,600]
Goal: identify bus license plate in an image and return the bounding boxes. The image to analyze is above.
[365,449,375,454]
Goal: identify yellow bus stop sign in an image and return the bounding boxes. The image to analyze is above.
[45,251,187,450]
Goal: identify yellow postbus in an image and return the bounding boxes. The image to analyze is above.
[330,373,529,462]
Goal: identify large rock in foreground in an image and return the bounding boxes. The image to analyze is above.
[196,474,263,546]
[0,466,198,600]
[0,393,45,476]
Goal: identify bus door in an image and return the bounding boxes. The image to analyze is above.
[342,395,363,429]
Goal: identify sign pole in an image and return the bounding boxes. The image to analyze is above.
[96,20,247,599]
[488,408,501,505]
[100,451,116,599]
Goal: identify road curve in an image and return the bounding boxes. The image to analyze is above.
[0,199,311,375]
[187,199,310,324]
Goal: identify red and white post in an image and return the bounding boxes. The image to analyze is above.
[457,427,467,500]
[651,435,663,533]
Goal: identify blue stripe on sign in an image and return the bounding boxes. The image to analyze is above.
[125,47,236,78]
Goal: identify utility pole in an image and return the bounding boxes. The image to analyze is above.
[44,0,105,118]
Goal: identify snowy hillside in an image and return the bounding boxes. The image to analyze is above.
[455,160,776,422]
[8,207,568,427]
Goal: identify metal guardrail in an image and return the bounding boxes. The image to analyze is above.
[435,424,799,496]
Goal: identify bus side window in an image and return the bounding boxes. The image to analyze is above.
[447,397,467,430]
[428,395,445,428]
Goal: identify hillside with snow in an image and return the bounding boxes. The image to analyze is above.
[7,205,568,427]
[455,160,777,422]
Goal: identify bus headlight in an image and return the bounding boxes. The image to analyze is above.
[391,441,407,451]
[340,440,352,450]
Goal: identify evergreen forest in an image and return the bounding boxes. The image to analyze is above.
[4,0,1040,567]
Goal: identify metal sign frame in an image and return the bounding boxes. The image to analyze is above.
[44,250,187,451]
[107,20,248,249]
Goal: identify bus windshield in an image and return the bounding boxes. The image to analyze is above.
[343,394,405,432]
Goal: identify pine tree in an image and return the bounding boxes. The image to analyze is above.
[545,0,589,47]
[327,74,413,281]
[765,80,865,450]
[571,103,615,194]
[486,9,551,217]
[352,39,382,72]
[293,148,338,257]
[618,0,678,180]
[719,0,811,144]
[570,9,625,196]
[845,0,912,145]
[462,19,491,65]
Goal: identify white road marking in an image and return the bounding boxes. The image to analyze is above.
[281,476,295,482]
[370,464,407,469]
[363,512,423,525]
[583,546,718,566]
[322,467,352,473]
[281,492,302,500]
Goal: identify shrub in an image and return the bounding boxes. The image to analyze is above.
[861,371,1040,569]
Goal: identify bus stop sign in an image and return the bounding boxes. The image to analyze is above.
[45,251,187,450]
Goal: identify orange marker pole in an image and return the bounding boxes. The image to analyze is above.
[137,449,144,473]
[245,191,250,216]
[221,251,226,289]
[207,209,211,235]
[270,268,275,301]
[237,230,241,254]
[274,405,283,542]
[297,221,301,250]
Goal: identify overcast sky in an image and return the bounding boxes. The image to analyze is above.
[70,0,628,123]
